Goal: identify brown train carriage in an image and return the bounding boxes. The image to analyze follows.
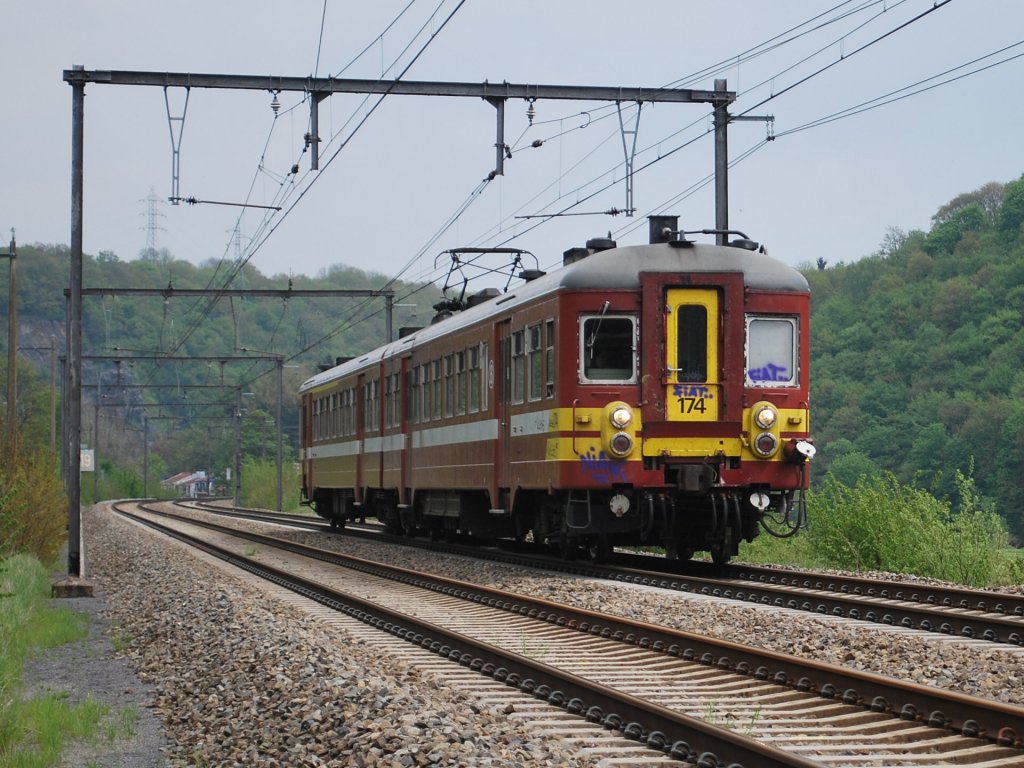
[300,221,813,563]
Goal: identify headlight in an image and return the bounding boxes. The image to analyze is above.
[609,431,634,457]
[610,405,632,429]
[752,431,779,457]
[753,404,778,430]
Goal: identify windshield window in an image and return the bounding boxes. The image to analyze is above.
[581,315,636,383]
[746,316,798,386]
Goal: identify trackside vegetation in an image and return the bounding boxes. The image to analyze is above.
[240,456,304,513]
[0,555,138,767]
[0,452,67,565]
[741,468,1024,587]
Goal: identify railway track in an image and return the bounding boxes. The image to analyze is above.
[118,500,1024,767]
[182,498,1024,649]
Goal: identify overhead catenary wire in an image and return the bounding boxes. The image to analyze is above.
[774,40,1024,137]
[152,0,989,398]
[159,0,468,362]
[158,0,901,370]
[147,0,445,365]
[465,0,946,254]
[279,0,973,357]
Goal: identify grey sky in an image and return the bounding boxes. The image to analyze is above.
[2,1,1022,292]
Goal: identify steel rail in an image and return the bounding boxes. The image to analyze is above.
[185,498,1024,647]
[146,501,1024,748]
[114,501,819,768]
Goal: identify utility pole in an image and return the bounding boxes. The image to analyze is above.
[2,230,15,457]
[276,358,283,512]
[234,389,243,505]
[713,79,729,246]
[54,64,91,597]
[48,341,56,452]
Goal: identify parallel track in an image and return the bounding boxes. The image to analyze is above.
[119,501,1024,767]
[182,499,1024,648]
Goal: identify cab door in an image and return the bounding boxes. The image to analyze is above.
[665,288,719,422]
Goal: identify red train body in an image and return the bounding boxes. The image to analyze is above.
[299,220,813,563]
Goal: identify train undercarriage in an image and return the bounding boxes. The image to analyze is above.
[310,483,803,565]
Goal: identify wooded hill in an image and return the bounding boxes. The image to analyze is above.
[3,173,1024,533]
[0,246,441,486]
[807,174,1024,536]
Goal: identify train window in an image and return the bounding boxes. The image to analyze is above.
[676,305,708,382]
[512,330,526,403]
[422,364,432,422]
[445,355,455,417]
[374,379,381,430]
[363,383,371,430]
[580,315,637,383]
[343,388,350,436]
[365,379,380,431]
[393,373,402,426]
[432,360,442,420]
[456,351,467,415]
[528,325,543,401]
[545,319,555,398]
[409,369,419,424]
[746,316,798,387]
[387,373,401,427]
[468,345,481,412]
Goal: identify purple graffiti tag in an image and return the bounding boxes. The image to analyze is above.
[672,384,714,399]
[748,363,789,382]
[579,446,628,484]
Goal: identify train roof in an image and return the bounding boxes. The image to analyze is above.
[300,239,808,393]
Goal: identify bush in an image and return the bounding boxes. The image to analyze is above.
[805,470,1021,586]
[0,451,67,563]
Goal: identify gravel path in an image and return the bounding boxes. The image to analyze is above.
[31,502,1024,766]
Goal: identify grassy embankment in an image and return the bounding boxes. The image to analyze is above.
[0,555,139,768]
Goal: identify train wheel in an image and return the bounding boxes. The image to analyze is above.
[588,535,612,564]
[710,542,731,566]
[666,542,694,561]
[550,532,578,561]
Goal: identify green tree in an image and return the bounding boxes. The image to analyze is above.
[998,175,1024,235]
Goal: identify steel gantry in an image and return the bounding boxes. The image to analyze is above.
[61,66,743,582]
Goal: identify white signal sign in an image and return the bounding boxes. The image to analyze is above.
[80,448,95,472]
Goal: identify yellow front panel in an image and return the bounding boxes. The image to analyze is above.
[665,288,719,422]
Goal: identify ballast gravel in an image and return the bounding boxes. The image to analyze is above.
[44,503,1024,766]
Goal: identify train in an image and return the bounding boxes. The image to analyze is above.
[298,216,814,564]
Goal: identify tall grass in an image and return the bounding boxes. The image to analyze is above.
[240,457,302,512]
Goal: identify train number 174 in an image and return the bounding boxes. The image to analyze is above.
[677,396,707,414]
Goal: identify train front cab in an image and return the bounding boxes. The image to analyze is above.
[635,267,813,562]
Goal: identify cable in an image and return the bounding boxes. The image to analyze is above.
[313,0,328,78]
[161,0,468,360]
[775,40,1024,137]
[737,0,954,117]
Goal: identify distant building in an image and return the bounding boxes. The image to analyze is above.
[161,470,210,497]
